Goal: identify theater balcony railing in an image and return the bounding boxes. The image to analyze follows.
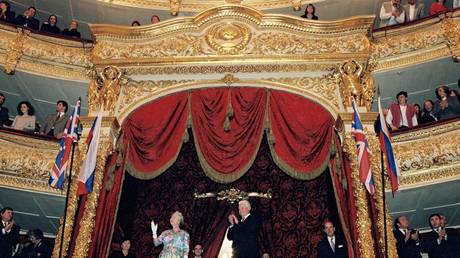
[390,116,460,188]
[0,127,64,194]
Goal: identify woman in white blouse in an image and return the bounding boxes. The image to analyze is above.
[11,101,36,132]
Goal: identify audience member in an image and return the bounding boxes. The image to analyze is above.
[109,238,136,258]
[261,254,270,258]
[11,101,36,132]
[131,21,140,26]
[430,0,449,16]
[0,207,20,258]
[40,14,60,35]
[39,100,69,138]
[433,85,460,120]
[15,6,39,30]
[454,0,460,9]
[192,244,203,258]
[404,0,424,22]
[62,20,81,38]
[393,215,421,258]
[386,91,418,130]
[20,229,50,258]
[0,1,15,24]
[0,93,10,127]
[300,4,318,20]
[413,103,421,124]
[421,213,460,258]
[151,211,190,258]
[151,15,160,24]
[316,220,348,258]
[380,0,405,27]
[420,100,438,124]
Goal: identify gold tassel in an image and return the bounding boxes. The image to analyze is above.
[183,129,190,143]
[223,89,233,132]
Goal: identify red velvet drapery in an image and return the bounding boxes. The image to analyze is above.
[122,88,334,182]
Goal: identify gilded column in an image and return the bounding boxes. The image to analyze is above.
[343,136,377,258]
[368,135,398,258]
[71,116,119,258]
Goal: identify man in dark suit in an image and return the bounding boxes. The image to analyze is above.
[227,200,261,258]
[39,100,70,139]
[15,6,39,30]
[392,215,421,258]
[0,207,20,258]
[421,213,460,258]
[0,93,10,127]
[316,220,348,258]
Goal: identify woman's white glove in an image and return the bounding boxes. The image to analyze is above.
[151,220,158,238]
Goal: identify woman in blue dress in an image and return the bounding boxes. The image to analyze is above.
[152,211,190,258]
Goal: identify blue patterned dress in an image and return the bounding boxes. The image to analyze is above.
[154,229,190,258]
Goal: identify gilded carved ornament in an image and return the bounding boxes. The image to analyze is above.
[205,22,251,54]
[440,16,460,61]
[169,0,182,15]
[87,66,127,113]
[4,28,29,74]
[337,60,374,111]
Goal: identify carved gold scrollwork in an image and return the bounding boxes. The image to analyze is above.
[440,16,460,61]
[205,23,251,55]
[290,0,302,11]
[87,66,126,113]
[194,188,272,203]
[4,28,28,74]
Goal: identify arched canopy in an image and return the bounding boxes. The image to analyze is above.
[122,87,335,182]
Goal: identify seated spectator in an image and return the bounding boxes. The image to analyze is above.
[1,207,20,258]
[20,229,50,258]
[421,213,460,258]
[300,4,318,20]
[430,0,449,16]
[62,20,81,38]
[414,103,421,124]
[404,0,424,22]
[15,6,39,30]
[386,91,418,130]
[0,1,16,24]
[380,0,405,27]
[10,101,36,132]
[0,92,10,127]
[433,85,460,120]
[151,15,160,24]
[316,220,348,258]
[109,238,136,258]
[454,0,460,9]
[393,215,421,258]
[40,14,61,35]
[420,99,438,124]
[131,21,140,26]
[39,100,69,138]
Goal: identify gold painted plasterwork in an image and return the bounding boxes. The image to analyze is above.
[343,136,376,258]
[3,28,28,74]
[0,131,63,194]
[440,15,460,61]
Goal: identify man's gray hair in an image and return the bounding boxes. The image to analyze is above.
[238,200,251,210]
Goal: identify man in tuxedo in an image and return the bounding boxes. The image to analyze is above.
[316,220,348,258]
[39,100,69,139]
[15,6,39,30]
[192,244,203,258]
[227,200,261,258]
[393,215,421,258]
[421,213,460,258]
[0,207,20,258]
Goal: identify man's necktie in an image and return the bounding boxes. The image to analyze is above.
[330,237,335,252]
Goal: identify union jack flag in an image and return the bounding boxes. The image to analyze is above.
[49,98,81,189]
[351,98,375,195]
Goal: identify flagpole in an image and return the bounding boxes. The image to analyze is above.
[380,149,389,258]
[59,140,77,258]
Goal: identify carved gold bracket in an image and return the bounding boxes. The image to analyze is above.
[194,188,272,203]
[440,15,460,62]
[4,28,29,75]
[169,0,182,15]
[337,59,374,111]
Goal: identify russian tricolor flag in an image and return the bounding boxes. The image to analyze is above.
[77,108,103,196]
[377,93,400,193]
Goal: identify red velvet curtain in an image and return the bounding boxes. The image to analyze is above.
[123,92,189,179]
[191,87,267,182]
[268,91,334,179]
